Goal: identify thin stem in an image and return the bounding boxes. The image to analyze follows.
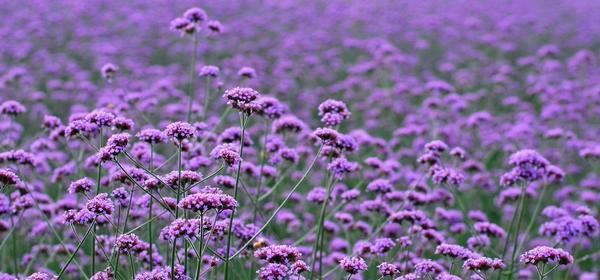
[92,130,103,276]
[516,183,548,254]
[544,264,560,278]
[184,165,225,193]
[129,253,136,279]
[310,175,336,279]
[171,143,183,280]
[253,119,271,222]
[31,199,88,278]
[57,221,96,279]
[258,167,293,201]
[500,196,521,261]
[450,187,499,258]
[322,214,396,278]
[224,114,247,280]
[508,184,528,280]
[201,77,211,121]
[194,214,204,280]
[114,159,175,217]
[228,145,322,260]
[9,212,18,275]
[187,33,199,123]
[149,144,154,270]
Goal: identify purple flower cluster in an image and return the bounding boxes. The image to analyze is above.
[339,256,368,275]
[0,1,598,279]
[520,246,574,266]
[178,190,237,213]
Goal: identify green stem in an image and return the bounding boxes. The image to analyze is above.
[507,184,528,280]
[253,119,270,222]
[202,77,211,121]
[92,129,103,276]
[228,145,323,260]
[149,144,154,270]
[129,252,136,279]
[171,143,183,280]
[516,184,548,254]
[57,221,96,279]
[311,176,336,279]
[194,214,205,280]
[187,33,199,123]
[9,206,18,275]
[224,114,247,280]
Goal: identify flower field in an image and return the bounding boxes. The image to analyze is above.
[0,1,598,279]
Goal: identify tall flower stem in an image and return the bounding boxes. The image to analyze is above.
[92,129,103,275]
[171,143,183,280]
[227,145,322,260]
[129,253,136,279]
[516,183,548,255]
[310,174,335,280]
[148,144,154,270]
[224,114,247,280]
[500,198,521,261]
[57,221,96,279]
[253,119,271,222]
[507,184,528,280]
[187,33,199,123]
[201,77,211,121]
[450,187,499,258]
[9,207,18,275]
[194,214,205,280]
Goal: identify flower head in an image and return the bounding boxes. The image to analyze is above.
[520,246,573,266]
[339,256,367,275]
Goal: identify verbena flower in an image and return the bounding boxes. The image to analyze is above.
[339,256,367,275]
[520,246,573,266]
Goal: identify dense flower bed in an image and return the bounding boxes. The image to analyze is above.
[0,1,599,279]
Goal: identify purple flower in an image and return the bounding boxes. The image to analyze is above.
[178,191,237,213]
[183,7,207,23]
[115,233,141,254]
[377,262,398,276]
[164,121,196,141]
[97,133,130,162]
[339,256,368,275]
[0,169,20,185]
[257,263,288,280]
[90,268,113,280]
[198,65,220,77]
[312,127,340,145]
[254,244,302,264]
[101,63,118,82]
[257,97,286,119]
[520,246,573,266]
[86,193,114,216]
[137,128,167,144]
[86,110,116,127]
[463,257,505,271]
[366,179,393,193]
[68,177,94,194]
[318,99,351,127]
[435,243,479,260]
[507,149,550,182]
[25,272,55,280]
[414,259,444,277]
[210,144,241,167]
[328,157,360,179]
[0,100,26,116]
[272,115,306,134]
[425,140,448,153]
[238,67,257,79]
[223,87,261,114]
[474,222,506,238]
